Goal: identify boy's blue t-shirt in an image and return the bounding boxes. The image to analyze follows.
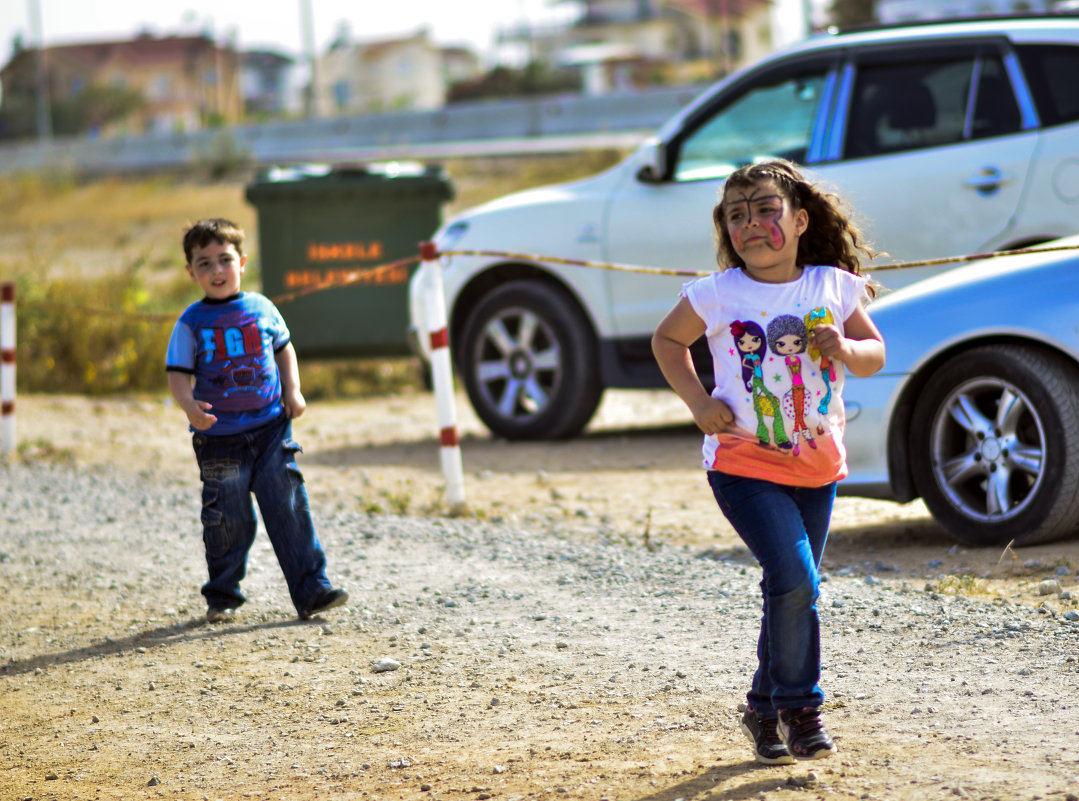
[166,292,289,435]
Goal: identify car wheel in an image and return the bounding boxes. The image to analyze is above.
[909,345,1079,546]
[459,281,603,440]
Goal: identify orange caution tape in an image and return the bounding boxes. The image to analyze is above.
[16,243,1079,321]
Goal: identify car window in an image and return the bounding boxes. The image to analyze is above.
[1015,45,1079,127]
[673,66,828,182]
[968,56,1022,140]
[845,57,972,157]
[842,51,1022,159]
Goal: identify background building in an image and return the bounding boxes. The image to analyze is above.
[314,28,482,115]
[0,33,242,137]
[500,0,775,92]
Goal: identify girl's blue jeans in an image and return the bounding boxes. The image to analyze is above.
[707,470,836,717]
[192,414,332,617]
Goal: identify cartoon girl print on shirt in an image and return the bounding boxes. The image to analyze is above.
[805,306,836,415]
[767,314,816,457]
[731,320,792,450]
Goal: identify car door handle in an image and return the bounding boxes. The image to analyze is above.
[964,167,1013,196]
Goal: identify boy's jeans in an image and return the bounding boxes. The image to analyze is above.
[707,470,836,717]
[192,414,332,616]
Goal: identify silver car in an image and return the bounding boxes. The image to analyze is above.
[843,236,1079,546]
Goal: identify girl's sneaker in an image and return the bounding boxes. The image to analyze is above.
[777,707,837,760]
[741,709,795,765]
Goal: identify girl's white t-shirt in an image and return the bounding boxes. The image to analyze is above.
[681,265,869,487]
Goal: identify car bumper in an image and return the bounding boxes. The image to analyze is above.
[839,372,906,500]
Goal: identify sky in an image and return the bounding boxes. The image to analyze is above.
[1,0,815,66]
[0,0,586,66]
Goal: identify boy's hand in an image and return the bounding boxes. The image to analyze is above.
[184,400,217,431]
[283,389,307,420]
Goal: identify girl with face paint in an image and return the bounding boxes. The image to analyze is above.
[652,160,886,766]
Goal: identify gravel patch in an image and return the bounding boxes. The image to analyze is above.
[2,461,1079,800]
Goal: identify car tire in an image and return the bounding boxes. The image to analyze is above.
[459,281,603,440]
[909,345,1079,546]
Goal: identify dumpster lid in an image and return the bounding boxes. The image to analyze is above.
[256,161,434,183]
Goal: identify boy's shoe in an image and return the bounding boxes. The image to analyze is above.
[777,707,837,760]
[300,588,349,620]
[206,606,239,623]
[741,709,795,765]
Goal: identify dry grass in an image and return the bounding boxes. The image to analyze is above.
[0,150,629,396]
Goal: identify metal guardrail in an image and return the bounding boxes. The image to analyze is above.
[0,84,709,175]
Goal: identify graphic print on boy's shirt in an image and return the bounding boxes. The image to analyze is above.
[194,308,278,410]
[166,293,290,434]
[199,317,273,396]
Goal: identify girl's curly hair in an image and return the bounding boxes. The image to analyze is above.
[713,160,879,290]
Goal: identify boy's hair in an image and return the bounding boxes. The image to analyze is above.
[712,160,878,287]
[183,218,245,264]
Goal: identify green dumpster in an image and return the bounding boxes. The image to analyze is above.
[244,162,453,358]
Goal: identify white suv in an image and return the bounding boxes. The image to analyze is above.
[410,15,1079,439]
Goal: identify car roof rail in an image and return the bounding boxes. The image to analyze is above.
[828,11,1079,37]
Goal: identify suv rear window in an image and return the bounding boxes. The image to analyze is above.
[1015,45,1079,127]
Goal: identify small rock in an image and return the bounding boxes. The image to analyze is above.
[372,657,401,673]
[1037,579,1062,596]
[1063,611,1079,622]
[147,776,160,787]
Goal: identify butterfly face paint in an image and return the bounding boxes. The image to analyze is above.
[724,186,787,253]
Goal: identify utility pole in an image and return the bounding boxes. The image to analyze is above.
[300,0,318,119]
[28,0,51,140]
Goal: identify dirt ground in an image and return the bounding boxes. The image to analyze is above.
[3,389,1079,801]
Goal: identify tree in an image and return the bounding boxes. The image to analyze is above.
[829,0,878,29]
[446,64,580,103]
[49,83,146,136]
[0,81,147,140]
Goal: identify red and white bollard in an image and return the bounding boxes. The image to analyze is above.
[1,282,15,456]
[418,242,466,512]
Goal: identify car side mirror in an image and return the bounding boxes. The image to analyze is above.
[635,137,667,184]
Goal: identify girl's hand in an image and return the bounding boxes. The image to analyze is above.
[184,400,217,431]
[808,323,846,361]
[812,306,886,378]
[688,395,736,436]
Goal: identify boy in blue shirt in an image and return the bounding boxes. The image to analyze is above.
[166,218,348,623]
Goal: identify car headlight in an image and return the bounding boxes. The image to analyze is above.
[437,220,469,253]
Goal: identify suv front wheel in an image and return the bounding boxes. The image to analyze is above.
[458,281,602,440]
